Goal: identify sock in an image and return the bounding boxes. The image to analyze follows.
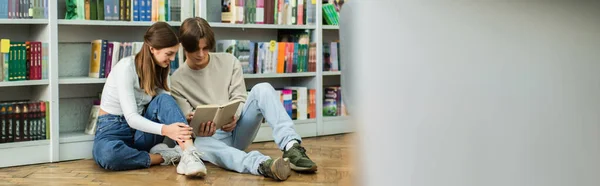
[285,140,299,151]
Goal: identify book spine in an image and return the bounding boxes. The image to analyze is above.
[25,41,31,80]
[0,104,6,143]
[41,101,47,139]
[99,40,107,78]
[133,0,139,21]
[20,42,25,80]
[6,104,13,142]
[42,42,47,79]
[22,103,29,141]
[105,42,113,78]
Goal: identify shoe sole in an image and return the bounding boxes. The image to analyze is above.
[290,164,318,172]
[271,158,292,181]
[185,169,207,177]
[177,166,207,177]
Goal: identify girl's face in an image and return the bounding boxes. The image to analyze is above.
[150,45,179,68]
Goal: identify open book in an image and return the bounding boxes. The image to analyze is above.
[190,100,242,135]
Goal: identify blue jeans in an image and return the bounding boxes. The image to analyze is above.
[92,94,188,171]
[194,83,302,175]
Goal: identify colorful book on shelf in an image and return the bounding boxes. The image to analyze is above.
[0,0,8,18]
[0,39,8,82]
[256,0,264,24]
[309,89,316,118]
[89,40,102,78]
[99,40,107,78]
[284,86,308,120]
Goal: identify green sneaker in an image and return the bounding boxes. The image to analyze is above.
[283,143,318,172]
[258,158,292,181]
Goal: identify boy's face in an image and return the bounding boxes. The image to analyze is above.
[186,38,211,66]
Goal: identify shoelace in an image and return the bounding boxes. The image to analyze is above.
[187,150,204,163]
[297,146,309,158]
[163,151,181,166]
[167,156,179,166]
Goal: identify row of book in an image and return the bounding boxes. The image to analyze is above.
[324,86,345,116]
[88,40,181,78]
[216,40,317,74]
[0,0,48,19]
[0,39,49,82]
[221,0,316,25]
[255,87,316,121]
[64,0,181,22]
[0,100,50,144]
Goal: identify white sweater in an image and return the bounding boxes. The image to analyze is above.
[100,56,167,135]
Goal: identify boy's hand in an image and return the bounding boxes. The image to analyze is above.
[221,116,238,132]
[197,121,216,137]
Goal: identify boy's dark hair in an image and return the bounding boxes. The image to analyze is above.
[179,17,216,52]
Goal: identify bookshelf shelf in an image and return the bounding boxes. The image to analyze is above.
[0,19,49,25]
[260,119,317,127]
[209,22,316,30]
[255,119,318,142]
[0,80,49,87]
[0,140,50,167]
[0,139,50,149]
[59,77,106,84]
[322,25,339,30]
[58,20,182,27]
[59,131,95,143]
[323,71,341,76]
[58,131,94,161]
[322,116,353,135]
[244,72,316,79]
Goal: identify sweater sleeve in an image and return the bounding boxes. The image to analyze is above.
[229,56,248,119]
[117,65,164,135]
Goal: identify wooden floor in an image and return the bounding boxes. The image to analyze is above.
[0,134,355,186]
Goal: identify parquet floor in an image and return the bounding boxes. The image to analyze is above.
[0,134,355,186]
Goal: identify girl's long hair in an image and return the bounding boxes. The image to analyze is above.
[135,22,179,97]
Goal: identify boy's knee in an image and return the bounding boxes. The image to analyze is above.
[251,83,275,95]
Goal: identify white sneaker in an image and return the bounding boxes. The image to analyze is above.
[149,143,181,166]
[177,146,207,177]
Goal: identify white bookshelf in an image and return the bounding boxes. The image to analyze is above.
[0,0,352,168]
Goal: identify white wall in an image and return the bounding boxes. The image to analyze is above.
[341,1,600,186]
